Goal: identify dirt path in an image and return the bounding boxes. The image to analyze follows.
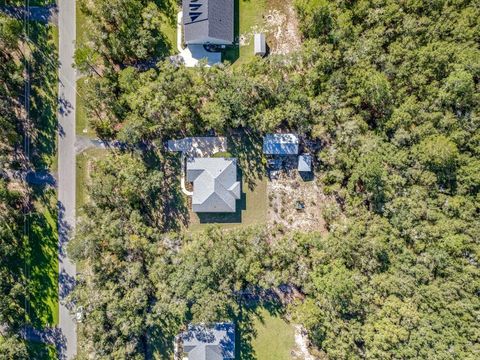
[265,0,301,55]
[293,325,317,360]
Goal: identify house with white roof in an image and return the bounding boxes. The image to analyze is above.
[186,158,241,213]
[177,323,235,360]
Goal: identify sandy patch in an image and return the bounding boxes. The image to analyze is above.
[239,0,302,55]
[267,170,328,233]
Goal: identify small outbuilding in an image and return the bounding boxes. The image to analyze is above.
[298,153,312,172]
[263,134,299,155]
[254,33,266,57]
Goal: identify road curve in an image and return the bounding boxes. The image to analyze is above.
[57,0,77,358]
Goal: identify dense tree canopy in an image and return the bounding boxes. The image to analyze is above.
[72,0,480,359]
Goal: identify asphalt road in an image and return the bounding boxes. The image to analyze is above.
[57,0,77,358]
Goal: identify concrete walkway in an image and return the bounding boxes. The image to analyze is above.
[57,0,77,358]
[180,156,193,196]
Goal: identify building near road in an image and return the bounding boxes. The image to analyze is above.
[186,157,241,212]
[263,133,299,155]
[183,0,234,45]
[177,323,235,360]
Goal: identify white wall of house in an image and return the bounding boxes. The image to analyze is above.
[185,36,232,45]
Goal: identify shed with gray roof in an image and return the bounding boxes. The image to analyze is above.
[186,158,241,212]
[183,0,234,45]
[179,323,235,360]
[263,134,299,155]
[298,154,312,172]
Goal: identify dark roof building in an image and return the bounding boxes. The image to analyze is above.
[183,0,234,45]
[179,323,235,360]
[263,134,299,155]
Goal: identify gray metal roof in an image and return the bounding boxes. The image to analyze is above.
[298,154,312,172]
[180,323,235,360]
[187,158,241,212]
[183,0,234,44]
[263,134,299,155]
[167,137,227,157]
[254,33,266,56]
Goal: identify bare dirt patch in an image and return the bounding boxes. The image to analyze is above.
[267,170,328,233]
[265,0,302,55]
[239,0,301,55]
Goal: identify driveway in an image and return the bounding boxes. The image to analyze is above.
[176,11,222,67]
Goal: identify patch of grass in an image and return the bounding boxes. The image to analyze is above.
[27,341,57,360]
[28,23,58,170]
[27,188,59,328]
[160,13,177,54]
[250,309,295,360]
[188,177,267,231]
[224,0,267,65]
[75,77,93,136]
[76,148,109,212]
[76,0,88,48]
[212,151,233,158]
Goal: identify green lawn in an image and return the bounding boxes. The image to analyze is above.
[23,21,59,329]
[224,0,267,65]
[188,177,267,231]
[160,11,178,54]
[76,149,109,212]
[250,309,296,360]
[28,189,59,328]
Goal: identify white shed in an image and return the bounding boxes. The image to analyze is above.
[254,33,266,56]
[298,154,312,172]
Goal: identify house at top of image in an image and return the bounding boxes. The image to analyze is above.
[176,323,235,360]
[186,157,241,213]
[183,0,234,45]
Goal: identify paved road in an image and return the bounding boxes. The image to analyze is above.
[57,0,77,358]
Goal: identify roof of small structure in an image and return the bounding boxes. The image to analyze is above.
[254,33,266,55]
[298,153,312,172]
[263,134,299,155]
[186,158,241,212]
[167,137,227,157]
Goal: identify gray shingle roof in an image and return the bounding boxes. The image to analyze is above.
[263,134,299,155]
[180,323,235,360]
[183,0,234,44]
[187,158,241,212]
